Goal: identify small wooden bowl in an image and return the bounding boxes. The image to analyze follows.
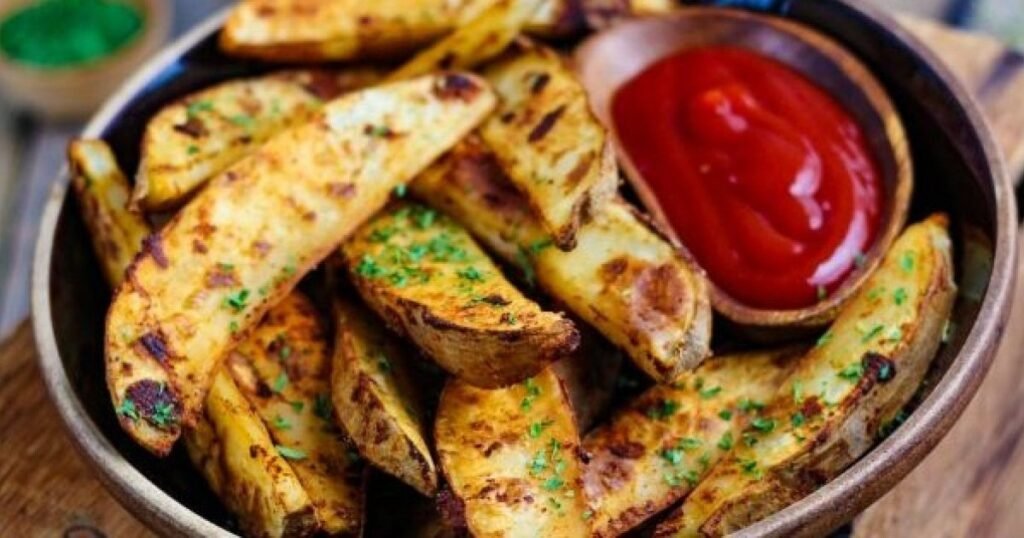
[0,0,172,121]
[575,8,913,334]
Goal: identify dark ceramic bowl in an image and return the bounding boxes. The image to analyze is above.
[31,2,1017,537]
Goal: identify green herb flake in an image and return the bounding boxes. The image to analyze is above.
[582,510,594,521]
[792,380,804,404]
[739,458,762,479]
[224,288,250,313]
[528,419,554,439]
[900,251,915,273]
[791,411,806,427]
[314,393,333,421]
[661,447,684,466]
[528,450,548,475]
[289,400,305,413]
[893,287,908,306]
[412,206,437,229]
[647,399,680,420]
[457,266,484,282]
[885,327,903,343]
[272,415,292,430]
[699,386,722,400]
[542,477,565,491]
[718,410,733,421]
[229,114,255,130]
[272,371,289,393]
[697,452,711,470]
[151,401,176,427]
[838,362,864,381]
[717,431,734,451]
[738,399,764,413]
[859,322,885,343]
[229,320,240,333]
[275,445,307,461]
[816,330,833,348]
[186,100,213,118]
[356,256,385,278]
[678,437,702,451]
[186,145,199,156]
[520,378,541,411]
[116,398,139,422]
[751,417,776,433]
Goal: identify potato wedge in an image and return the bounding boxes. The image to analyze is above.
[330,292,438,496]
[435,368,591,536]
[479,42,618,250]
[655,215,957,537]
[67,139,151,287]
[583,348,804,537]
[410,138,712,382]
[551,326,624,432]
[105,73,495,456]
[220,0,584,62]
[226,292,365,536]
[388,0,545,82]
[185,371,319,538]
[341,201,579,388]
[134,69,381,211]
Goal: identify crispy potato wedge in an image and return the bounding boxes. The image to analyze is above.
[479,42,618,250]
[388,0,545,81]
[582,348,804,537]
[226,292,365,536]
[435,368,591,536]
[341,201,579,388]
[410,138,712,382]
[105,73,495,456]
[185,371,319,538]
[552,326,624,432]
[330,292,438,496]
[220,0,584,62]
[655,215,957,537]
[67,139,151,287]
[134,69,381,211]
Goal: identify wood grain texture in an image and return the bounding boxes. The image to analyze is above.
[0,17,1020,538]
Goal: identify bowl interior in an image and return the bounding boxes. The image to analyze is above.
[40,2,1012,536]
[575,8,913,329]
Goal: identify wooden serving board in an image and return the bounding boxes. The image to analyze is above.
[0,17,1021,538]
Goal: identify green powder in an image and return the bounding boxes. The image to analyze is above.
[0,0,143,69]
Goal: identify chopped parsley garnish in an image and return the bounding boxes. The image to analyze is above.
[394,184,407,197]
[542,477,565,491]
[792,380,804,404]
[942,320,954,343]
[661,447,684,465]
[356,256,386,278]
[582,510,594,521]
[272,415,291,430]
[791,411,806,427]
[224,288,250,313]
[527,238,554,254]
[412,206,437,229]
[151,401,176,427]
[663,469,699,487]
[366,124,393,137]
[187,145,199,156]
[697,452,711,470]
[116,398,139,422]
[520,378,541,411]
[738,399,764,413]
[893,287,908,306]
[369,226,398,243]
[717,431,734,451]
[739,458,762,479]
[900,251,915,273]
[229,114,255,130]
[647,399,680,420]
[528,419,554,439]
[885,327,903,343]
[678,437,702,451]
[229,320,239,333]
[859,322,885,343]
[314,393,333,421]
[272,371,289,393]
[838,362,864,381]
[290,400,305,413]
[751,417,775,433]
[528,450,548,475]
[718,410,733,421]
[742,433,759,447]
[185,99,213,119]
[457,266,484,281]
[275,445,307,461]
[279,345,292,361]
[699,386,722,399]
[816,330,833,348]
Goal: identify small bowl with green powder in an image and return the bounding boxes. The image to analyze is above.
[0,0,171,119]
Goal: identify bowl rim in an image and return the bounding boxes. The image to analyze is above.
[29,3,1018,537]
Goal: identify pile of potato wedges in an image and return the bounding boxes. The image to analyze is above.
[71,1,957,536]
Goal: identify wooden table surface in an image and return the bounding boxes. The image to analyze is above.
[1,17,1022,538]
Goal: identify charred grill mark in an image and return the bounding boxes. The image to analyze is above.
[433,74,481,101]
[173,116,208,138]
[600,257,629,282]
[862,352,896,383]
[608,440,644,459]
[438,52,457,70]
[500,111,516,123]
[137,331,170,363]
[143,234,168,268]
[528,105,567,143]
[802,396,824,418]
[565,152,595,190]
[530,72,551,94]
[192,239,208,254]
[125,379,181,429]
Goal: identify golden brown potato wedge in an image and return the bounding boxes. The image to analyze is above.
[226,292,366,536]
[105,73,495,456]
[134,69,381,211]
[185,371,319,538]
[655,215,957,537]
[67,139,151,287]
[479,42,618,250]
[435,368,591,536]
[330,292,438,496]
[410,138,712,382]
[220,0,584,62]
[388,0,545,81]
[583,348,804,537]
[551,326,624,432]
[341,201,579,388]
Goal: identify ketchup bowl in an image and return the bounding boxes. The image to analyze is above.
[576,7,913,335]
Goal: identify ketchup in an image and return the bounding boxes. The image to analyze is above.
[612,46,883,310]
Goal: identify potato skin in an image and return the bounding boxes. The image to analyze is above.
[655,215,957,537]
[67,139,151,287]
[582,348,804,537]
[185,371,319,538]
[410,138,712,382]
[330,293,438,496]
[134,69,381,211]
[341,201,579,388]
[226,292,366,536]
[480,41,619,250]
[105,73,496,456]
[435,368,591,537]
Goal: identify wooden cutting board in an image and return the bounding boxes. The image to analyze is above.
[0,16,1022,538]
